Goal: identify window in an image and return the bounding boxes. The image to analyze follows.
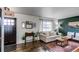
[4,19,14,26]
[43,21,52,32]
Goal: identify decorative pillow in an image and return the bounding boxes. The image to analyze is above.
[45,32,50,36]
[49,32,52,36]
[49,32,56,36]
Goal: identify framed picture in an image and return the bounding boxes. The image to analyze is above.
[22,21,36,29]
[25,21,33,29]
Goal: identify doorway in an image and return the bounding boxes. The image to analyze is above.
[4,17,16,52]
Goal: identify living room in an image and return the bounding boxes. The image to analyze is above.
[0,7,79,52]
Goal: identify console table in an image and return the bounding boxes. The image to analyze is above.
[24,32,35,45]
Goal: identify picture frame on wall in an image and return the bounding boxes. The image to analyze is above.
[22,21,36,29]
[26,23,33,29]
[25,21,33,29]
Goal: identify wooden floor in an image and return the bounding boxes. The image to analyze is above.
[6,40,79,52]
[13,40,49,52]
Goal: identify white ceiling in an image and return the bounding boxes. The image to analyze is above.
[11,7,79,19]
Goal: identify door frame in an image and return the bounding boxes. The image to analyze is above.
[4,17,17,45]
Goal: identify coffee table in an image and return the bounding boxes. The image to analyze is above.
[56,36,69,47]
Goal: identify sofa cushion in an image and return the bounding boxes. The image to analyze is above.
[41,32,49,36]
[49,32,56,36]
[40,31,57,37]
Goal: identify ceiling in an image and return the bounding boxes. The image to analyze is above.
[11,7,79,19]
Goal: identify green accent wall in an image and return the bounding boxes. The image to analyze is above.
[58,16,79,36]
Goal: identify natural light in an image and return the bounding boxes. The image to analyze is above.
[43,21,52,32]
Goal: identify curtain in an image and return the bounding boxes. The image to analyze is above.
[39,19,43,32]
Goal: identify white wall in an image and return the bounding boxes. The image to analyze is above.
[15,14,40,44]
[15,13,57,44]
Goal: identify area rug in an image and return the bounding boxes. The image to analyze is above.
[46,41,79,52]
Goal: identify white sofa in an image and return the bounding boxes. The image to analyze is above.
[39,32,61,43]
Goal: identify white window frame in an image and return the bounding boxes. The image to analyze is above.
[42,21,52,32]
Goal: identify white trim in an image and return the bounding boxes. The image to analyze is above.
[1,8,4,52]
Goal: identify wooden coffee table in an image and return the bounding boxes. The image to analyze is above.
[56,36,69,47]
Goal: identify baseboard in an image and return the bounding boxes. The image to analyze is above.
[69,39,79,43]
